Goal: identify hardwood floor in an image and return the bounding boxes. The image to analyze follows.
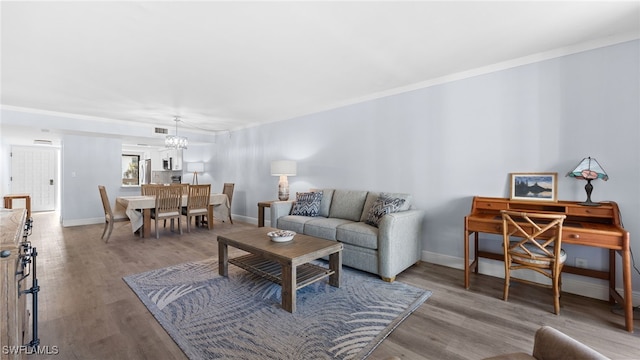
[24,211,639,360]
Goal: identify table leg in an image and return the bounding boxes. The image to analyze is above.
[258,204,265,227]
[218,240,228,277]
[329,251,342,287]
[143,209,151,238]
[281,263,296,312]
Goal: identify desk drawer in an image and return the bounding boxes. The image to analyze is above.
[466,219,502,234]
[563,229,622,249]
[474,199,508,211]
[567,206,613,218]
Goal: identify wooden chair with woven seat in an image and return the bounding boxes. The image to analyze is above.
[151,185,183,239]
[501,210,567,315]
[214,182,235,224]
[181,184,211,232]
[98,185,130,243]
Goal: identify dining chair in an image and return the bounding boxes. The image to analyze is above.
[501,210,567,315]
[173,183,190,193]
[181,184,211,232]
[151,185,183,239]
[214,183,235,224]
[141,184,164,196]
[98,185,129,243]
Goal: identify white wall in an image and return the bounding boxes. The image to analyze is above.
[210,40,640,298]
[0,40,638,300]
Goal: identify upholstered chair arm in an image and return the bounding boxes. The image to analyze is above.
[532,326,610,360]
[377,209,424,280]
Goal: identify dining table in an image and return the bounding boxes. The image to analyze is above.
[115,193,229,238]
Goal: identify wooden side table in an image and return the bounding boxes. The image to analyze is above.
[3,193,31,218]
[257,201,275,227]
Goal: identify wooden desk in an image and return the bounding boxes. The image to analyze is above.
[3,194,31,218]
[257,201,275,227]
[464,196,634,332]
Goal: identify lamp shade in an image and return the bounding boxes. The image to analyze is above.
[271,160,297,176]
[187,162,204,173]
[567,157,608,181]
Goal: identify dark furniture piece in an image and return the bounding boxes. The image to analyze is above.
[257,200,275,227]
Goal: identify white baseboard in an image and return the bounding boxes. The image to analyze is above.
[422,250,640,307]
[63,217,103,227]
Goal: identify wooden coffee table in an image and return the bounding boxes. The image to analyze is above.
[217,227,343,312]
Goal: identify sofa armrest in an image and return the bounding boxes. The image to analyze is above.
[532,326,610,360]
[377,209,424,279]
[270,201,294,228]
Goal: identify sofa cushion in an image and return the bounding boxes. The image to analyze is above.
[305,217,353,240]
[291,191,323,217]
[277,215,315,233]
[365,194,407,227]
[360,192,413,222]
[310,188,334,217]
[336,222,379,250]
[329,190,368,221]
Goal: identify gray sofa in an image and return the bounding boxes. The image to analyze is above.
[270,189,424,282]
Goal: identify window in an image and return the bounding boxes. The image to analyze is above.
[122,154,140,186]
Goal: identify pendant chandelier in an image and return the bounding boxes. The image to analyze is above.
[165,117,188,149]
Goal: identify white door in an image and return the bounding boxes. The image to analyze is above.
[10,146,57,212]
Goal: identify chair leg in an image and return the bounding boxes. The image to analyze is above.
[104,221,114,243]
[178,217,182,235]
[103,221,113,243]
[186,215,191,233]
[101,221,109,240]
[156,218,160,239]
[553,269,561,315]
[229,214,233,224]
[503,258,510,301]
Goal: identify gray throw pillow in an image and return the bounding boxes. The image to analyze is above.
[365,195,406,227]
[291,191,323,217]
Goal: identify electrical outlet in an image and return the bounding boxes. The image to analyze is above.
[575,258,588,268]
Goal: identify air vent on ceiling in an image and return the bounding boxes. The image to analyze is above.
[34,139,53,145]
[154,127,168,134]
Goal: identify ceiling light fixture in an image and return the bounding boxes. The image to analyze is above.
[165,117,188,149]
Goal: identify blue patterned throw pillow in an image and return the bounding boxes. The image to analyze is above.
[291,191,323,217]
[365,195,406,227]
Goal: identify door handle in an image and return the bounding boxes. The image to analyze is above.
[49,179,54,185]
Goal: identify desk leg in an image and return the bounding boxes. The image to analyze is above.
[464,229,470,289]
[143,209,151,238]
[621,237,634,333]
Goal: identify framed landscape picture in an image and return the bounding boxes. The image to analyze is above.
[510,172,557,202]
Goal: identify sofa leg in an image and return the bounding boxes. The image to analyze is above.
[381,276,395,283]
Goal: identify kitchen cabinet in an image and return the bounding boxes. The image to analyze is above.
[155,149,183,171]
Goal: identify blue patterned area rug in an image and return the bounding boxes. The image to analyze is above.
[123,259,431,360]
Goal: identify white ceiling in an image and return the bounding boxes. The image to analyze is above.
[2,1,639,135]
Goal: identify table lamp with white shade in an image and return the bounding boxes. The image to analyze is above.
[271,160,297,201]
[187,162,204,185]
